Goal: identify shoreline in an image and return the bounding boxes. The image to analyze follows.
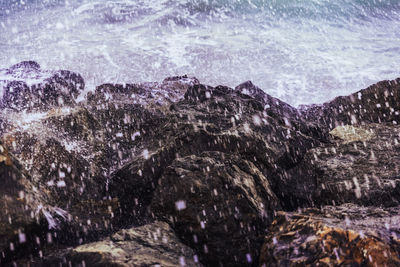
[1,61,400,266]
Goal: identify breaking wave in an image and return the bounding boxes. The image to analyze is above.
[1,0,400,105]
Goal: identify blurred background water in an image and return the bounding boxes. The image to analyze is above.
[1,0,399,105]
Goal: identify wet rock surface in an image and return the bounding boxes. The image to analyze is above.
[0,141,58,265]
[284,123,400,208]
[0,61,84,111]
[260,205,400,266]
[151,152,280,266]
[0,62,400,266]
[301,78,400,130]
[44,221,202,267]
[109,79,322,266]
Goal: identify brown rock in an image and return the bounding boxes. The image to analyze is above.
[0,142,49,265]
[54,221,203,267]
[260,206,400,267]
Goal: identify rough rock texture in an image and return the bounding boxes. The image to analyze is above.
[111,81,324,266]
[87,75,198,109]
[0,142,50,265]
[235,81,325,141]
[301,78,400,130]
[269,78,400,210]
[0,61,84,111]
[258,78,400,266]
[66,221,202,267]
[277,123,400,209]
[260,205,400,266]
[151,152,280,265]
[0,65,204,265]
[1,62,400,266]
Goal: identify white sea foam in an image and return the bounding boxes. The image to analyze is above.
[0,0,399,106]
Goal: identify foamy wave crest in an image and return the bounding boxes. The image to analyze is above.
[1,0,400,106]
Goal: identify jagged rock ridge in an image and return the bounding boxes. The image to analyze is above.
[0,61,399,266]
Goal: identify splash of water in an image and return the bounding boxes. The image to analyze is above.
[1,0,399,105]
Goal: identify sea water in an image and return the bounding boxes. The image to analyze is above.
[1,0,399,106]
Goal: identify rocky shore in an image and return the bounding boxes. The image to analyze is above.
[1,61,400,266]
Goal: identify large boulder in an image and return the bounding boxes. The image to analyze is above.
[45,221,203,267]
[290,123,400,208]
[277,78,400,209]
[0,138,120,266]
[0,61,84,111]
[270,123,400,210]
[151,152,280,266]
[110,81,325,266]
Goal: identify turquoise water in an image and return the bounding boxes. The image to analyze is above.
[1,0,400,105]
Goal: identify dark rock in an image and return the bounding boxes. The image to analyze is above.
[0,139,119,266]
[110,81,324,266]
[0,73,203,264]
[0,61,84,111]
[2,61,400,267]
[0,142,53,265]
[184,84,216,102]
[235,80,299,119]
[281,123,400,209]
[87,75,199,108]
[236,80,328,142]
[8,61,41,71]
[302,78,400,130]
[151,152,280,266]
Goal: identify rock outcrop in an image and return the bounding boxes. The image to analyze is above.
[282,123,400,209]
[0,67,206,265]
[0,61,84,111]
[110,80,324,265]
[151,152,280,265]
[301,78,400,130]
[44,222,202,267]
[1,62,400,266]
